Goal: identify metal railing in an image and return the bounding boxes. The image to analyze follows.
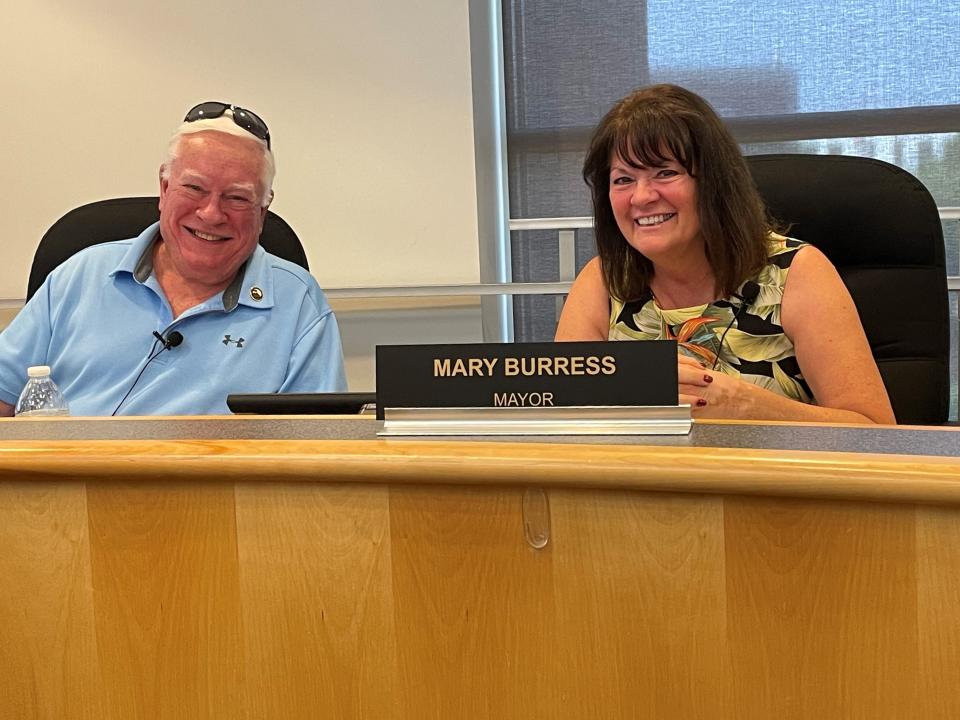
[0,210,953,417]
[325,208,960,421]
[3,210,952,306]
[0,210,956,417]
[321,207,960,297]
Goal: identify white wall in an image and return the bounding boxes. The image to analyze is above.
[337,298,484,390]
[0,1,480,298]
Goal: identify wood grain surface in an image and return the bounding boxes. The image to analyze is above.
[2,436,960,503]
[2,431,960,718]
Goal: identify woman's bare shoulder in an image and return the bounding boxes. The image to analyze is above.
[555,257,609,341]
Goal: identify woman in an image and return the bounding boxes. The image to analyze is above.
[556,84,895,423]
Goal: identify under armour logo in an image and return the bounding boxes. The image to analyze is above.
[222,334,245,348]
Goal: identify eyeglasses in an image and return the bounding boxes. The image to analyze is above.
[183,102,271,149]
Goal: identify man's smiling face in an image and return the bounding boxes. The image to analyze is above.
[157,131,268,294]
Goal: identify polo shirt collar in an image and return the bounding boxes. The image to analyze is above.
[111,222,275,312]
[232,244,275,311]
[111,222,161,281]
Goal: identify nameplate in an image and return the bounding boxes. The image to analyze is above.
[375,341,677,420]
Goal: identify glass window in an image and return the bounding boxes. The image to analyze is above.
[496,1,959,420]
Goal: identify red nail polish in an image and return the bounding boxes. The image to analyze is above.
[696,398,708,407]
[703,374,713,383]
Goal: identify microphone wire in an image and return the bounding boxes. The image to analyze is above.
[111,331,183,416]
[711,283,760,372]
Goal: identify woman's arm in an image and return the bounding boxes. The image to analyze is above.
[680,246,896,424]
[781,245,895,422]
[555,257,610,341]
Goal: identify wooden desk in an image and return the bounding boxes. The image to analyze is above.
[2,417,959,719]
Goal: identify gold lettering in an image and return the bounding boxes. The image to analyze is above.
[487,355,613,381]
[537,357,553,376]
[468,358,484,376]
[451,358,467,377]
[434,358,452,377]
[541,392,554,406]
[493,392,508,406]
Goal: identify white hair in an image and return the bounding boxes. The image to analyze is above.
[160,113,275,206]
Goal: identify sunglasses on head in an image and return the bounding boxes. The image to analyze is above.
[183,102,271,149]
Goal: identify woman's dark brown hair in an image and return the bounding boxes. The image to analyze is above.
[583,84,774,302]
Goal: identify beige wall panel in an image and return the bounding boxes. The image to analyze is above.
[234,483,398,719]
[0,1,479,298]
[549,489,727,718]
[917,507,960,719]
[0,482,106,720]
[388,485,556,719]
[724,497,919,719]
[85,482,243,719]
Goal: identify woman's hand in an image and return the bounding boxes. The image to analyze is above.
[677,354,756,418]
[675,244,897,425]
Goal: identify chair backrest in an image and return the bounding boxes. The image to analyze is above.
[745,154,949,425]
[27,196,309,302]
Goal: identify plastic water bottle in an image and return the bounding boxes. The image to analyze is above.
[15,366,70,417]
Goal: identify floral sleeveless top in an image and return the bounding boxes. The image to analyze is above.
[608,235,813,404]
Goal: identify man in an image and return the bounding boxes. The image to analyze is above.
[0,102,346,415]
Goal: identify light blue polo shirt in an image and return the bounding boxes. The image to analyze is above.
[0,223,347,415]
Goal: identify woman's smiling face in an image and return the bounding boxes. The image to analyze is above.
[608,152,702,263]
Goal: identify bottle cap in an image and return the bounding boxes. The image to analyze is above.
[26,366,52,378]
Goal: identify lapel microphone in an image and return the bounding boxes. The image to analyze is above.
[111,330,186,415]
[152,330,184,350]
[733,281,761,307]
[711,281,761,371]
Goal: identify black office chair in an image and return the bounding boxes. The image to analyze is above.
[746,154,949,425]
[27,196,309,301]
